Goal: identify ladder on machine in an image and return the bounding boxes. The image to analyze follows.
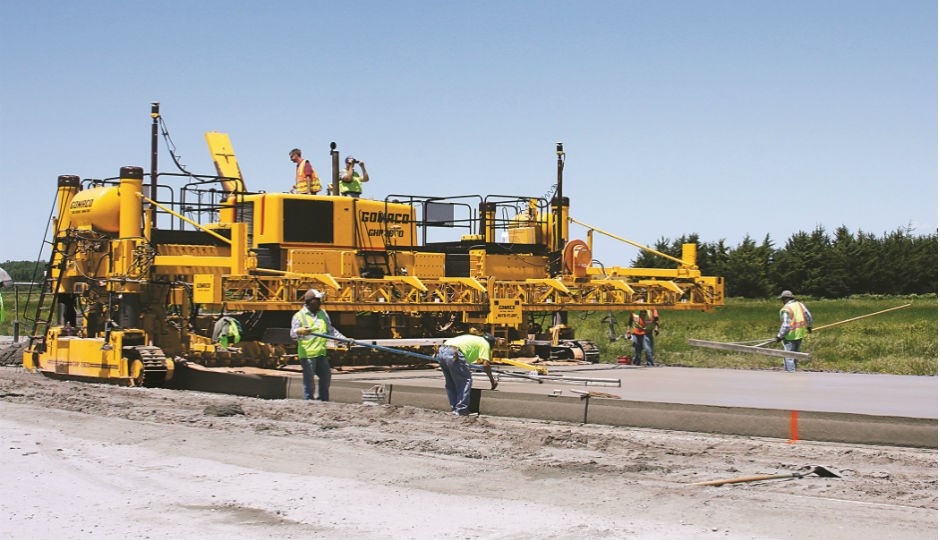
[25,214,74,355]
[352,201,393,278]
[359,250,392,278]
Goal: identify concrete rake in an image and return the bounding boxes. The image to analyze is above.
[690,465,841,487]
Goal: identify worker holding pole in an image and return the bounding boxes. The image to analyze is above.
[774,290,814,372]
[291,289,347,400]
[688,304,910,361]
[435,333,498,416]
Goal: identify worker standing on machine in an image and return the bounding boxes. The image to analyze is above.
[774,290,813,372]
[338,155,368,198]
[291,289,346,400]
[435,333,498,416]
[289,148,321,194]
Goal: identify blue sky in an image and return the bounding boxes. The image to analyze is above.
[1,0,936,266]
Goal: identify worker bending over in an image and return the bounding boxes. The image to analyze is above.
[435,333,497,416]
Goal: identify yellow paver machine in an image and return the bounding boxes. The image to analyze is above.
[23,103,723,386]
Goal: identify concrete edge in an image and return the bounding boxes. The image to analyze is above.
[584,397,938,448]
[172,365,938,449]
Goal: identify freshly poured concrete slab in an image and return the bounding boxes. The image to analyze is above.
[346,365,938,420]
[173,364,938,448]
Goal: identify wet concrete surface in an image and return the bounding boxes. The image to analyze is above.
[5,333,934,445]
[342,364,938,420]
[178,363,937,447]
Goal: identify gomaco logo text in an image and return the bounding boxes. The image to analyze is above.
[359,211,410,224]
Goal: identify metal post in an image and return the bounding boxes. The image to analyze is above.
[330,142,340,196]
[554,142,564,252]
[13,284,20,342]
[149,102,159,227]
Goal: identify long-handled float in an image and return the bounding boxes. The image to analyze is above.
[308,332,621,387]
[688,304,912,359]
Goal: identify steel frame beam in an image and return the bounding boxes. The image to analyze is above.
[214,274,722,313]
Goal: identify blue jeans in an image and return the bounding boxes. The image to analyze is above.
[632,334,655,366]
[783,340,801,372]
[436,347,473,415]
[300,356,332,400]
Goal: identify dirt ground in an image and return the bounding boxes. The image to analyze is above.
[0,364,936,540]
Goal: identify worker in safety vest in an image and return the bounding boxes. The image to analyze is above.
[630,308,659,366]
[774,290,814,372]
[434,333,497,416]
[289,148,321,194]
[290,288,346,400]
[338,155,369,198]
[212,316,242,349]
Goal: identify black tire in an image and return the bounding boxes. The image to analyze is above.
[124,345,169,387]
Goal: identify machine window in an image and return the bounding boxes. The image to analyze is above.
[283,199,333,243]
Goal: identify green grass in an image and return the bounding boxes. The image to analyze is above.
[571,295,938,375]
[1,289,37,339]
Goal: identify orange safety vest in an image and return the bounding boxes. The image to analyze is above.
[631,309,659,335]
[294,159,321,194]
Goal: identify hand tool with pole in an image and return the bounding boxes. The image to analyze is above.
[690,465,840,487]
[305,332,621,386]
[688,304,912,357]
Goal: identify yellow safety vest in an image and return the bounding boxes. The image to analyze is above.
[339,170,363,195]
[443,334,491,364]
[294,159,321,194]
[780,301,809,341]
[297,309,329,358]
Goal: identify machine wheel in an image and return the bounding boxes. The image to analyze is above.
[124,345,169,387]
[544,339,601,363]
[574,339,601,363]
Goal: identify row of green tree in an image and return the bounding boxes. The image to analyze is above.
[632,226,938,298]
[0,260,40,283]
